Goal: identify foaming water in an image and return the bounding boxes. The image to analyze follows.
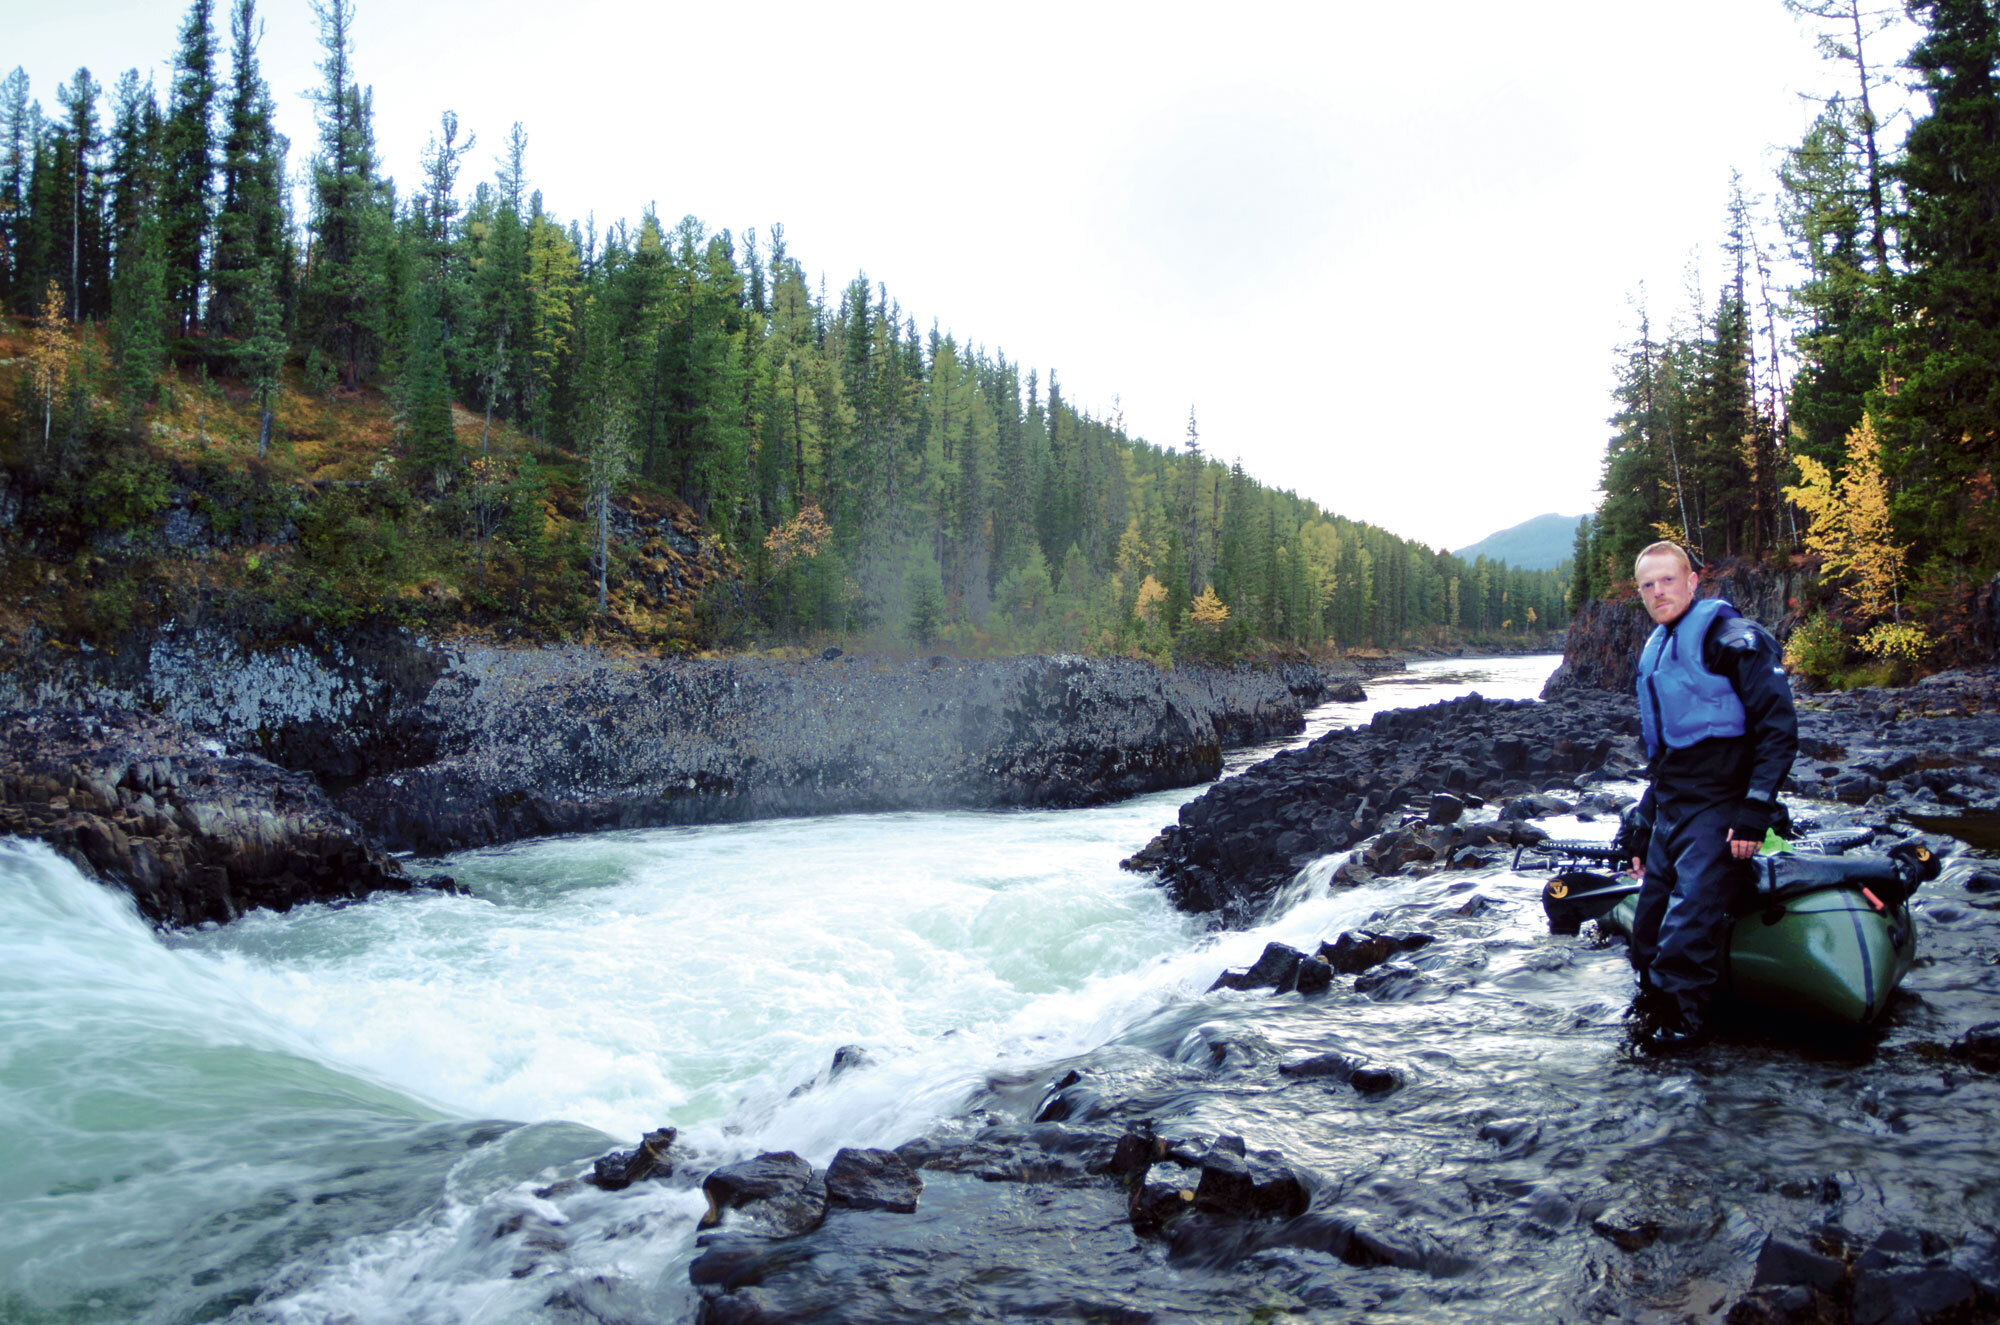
[0,656,1567,1323]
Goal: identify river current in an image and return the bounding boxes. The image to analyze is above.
[6,655,1993,1324]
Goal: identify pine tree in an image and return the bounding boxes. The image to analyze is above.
[159,0,216,334]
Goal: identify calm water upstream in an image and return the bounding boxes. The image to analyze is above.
[7,655,1993,1324]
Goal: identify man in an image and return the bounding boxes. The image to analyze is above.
[1618,541,1798,1052]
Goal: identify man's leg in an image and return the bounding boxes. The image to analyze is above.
[1623,817,1684,1025]
[1647,801,1742,1038]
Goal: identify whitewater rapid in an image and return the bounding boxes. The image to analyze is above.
[0,656,1561,1324]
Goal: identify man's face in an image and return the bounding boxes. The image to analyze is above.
[1636,554,1697,625]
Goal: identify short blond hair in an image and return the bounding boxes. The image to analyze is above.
[1633,540,1693,579]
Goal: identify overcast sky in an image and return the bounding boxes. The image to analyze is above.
[11,0,1923,551]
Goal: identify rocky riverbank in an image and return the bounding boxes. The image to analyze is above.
[581,664,2000,1325]
[1,629,1357,922]
[1129,667,2000,926]
[331,648,1344,855]
[0,707,430,927]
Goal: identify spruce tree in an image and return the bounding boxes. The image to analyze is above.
[109,211,168,412]
[54,69,108,323]
[159,0,216,334]
[298,0,389,388]
[1881,0,2000,570]
[209,0,286,340]
[237,261,284,455]
[1781,104,1887,470]
[1,68,39,308]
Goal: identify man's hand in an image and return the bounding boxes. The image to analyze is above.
[1629,857,1645,879]
[1726,829,1759,860]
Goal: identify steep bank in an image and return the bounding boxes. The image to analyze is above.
[0,708,425,927]
[1,630,1354,914]
[333,649,1340,854]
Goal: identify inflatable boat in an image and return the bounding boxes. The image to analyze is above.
[1527,832,1939,1025]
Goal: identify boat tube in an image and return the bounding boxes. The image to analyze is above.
[1525,833,1941,1025]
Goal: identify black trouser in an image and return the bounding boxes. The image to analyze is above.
[1630,799,1748,1027]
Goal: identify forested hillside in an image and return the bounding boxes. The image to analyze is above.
[0,0,1567,661]
[1571,0,1999,680]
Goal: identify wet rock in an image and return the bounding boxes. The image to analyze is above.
[829,1044,875,1079]
[0,707,419,927]
[1189,1148,1310,1221]
[1753,1235,1847,1292]
[1210,942,1306,993]
[1353,964,1430,1001]
[1129,690,1642,925]
[1850,1265,1980,1325]
[1278,1052,1401,1094]
[587,1127,678,1191]
[1292,956,1334,996]
[824,1147,922,1213]
[1948,1023,2000,1073]
[1476,1119,1541,1158]
[1316,929,1433,975]
[1427,791,1466,825]
[1131,1179,1196,1236]
[1590,1206,1663,1252]
[1499,792,1575,821]
[699,1152,827,1238]
[1725,1284,1834,1324]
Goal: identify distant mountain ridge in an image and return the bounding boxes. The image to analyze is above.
[1453,512,1586,571]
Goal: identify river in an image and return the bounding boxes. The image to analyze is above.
[5,654,1992,1324]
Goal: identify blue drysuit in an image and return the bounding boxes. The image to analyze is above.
[1629,598,1799,1028]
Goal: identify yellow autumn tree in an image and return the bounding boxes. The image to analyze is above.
[763,501,833,571]
[27,280,75,451]
[1189,587,1230,629]
[1133,574,1167,626]
[1783,414,1905,620]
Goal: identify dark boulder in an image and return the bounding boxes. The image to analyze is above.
[1189,1148,1310,1222]
[1209,942,1308,993]
[588,1127,679,1192]
[699,1152,827,1238]
[1317,930,1433,975]
[824,1147,922,1213]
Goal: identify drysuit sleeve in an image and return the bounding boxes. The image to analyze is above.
[1705,612,1799,836]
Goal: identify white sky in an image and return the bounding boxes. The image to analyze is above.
[9,0,1923,551]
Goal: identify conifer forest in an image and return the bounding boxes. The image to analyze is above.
[1575,0,2000,677]
[7,1,1998,671]
[0,0,1572,660]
